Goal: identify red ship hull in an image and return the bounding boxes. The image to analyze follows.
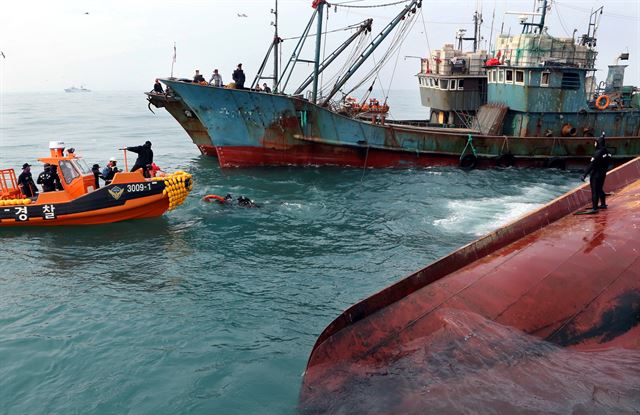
[300,158,640,413]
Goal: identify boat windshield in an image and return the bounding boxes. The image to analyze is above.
[72,159,92,175]
[58,160,81,184]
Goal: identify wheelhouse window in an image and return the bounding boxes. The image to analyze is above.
[541,71,550,87]
[458,79,465,90]
[515,70,524,84]
[505,69,513,83]
[434,78,439,87]
[440,79,449,90]
[72,159,92,175]
[450,79,457,90]
[58,160,80,185]
[498,69,504,83]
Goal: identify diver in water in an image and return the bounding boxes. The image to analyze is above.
[581,132,611,213]
[237,195,260,208]
[203,193,259,207]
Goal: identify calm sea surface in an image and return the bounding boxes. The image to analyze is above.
[0,91,629,414]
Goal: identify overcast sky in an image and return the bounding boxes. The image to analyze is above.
[0,0,638,93]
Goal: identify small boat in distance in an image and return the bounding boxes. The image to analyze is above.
[64,85,91,93]
[0,141,192,226]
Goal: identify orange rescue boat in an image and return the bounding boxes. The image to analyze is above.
[0,142,193,226]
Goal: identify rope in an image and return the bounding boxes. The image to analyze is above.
[500,135,509,154]
[360,144,370,182]
[333,0,411,8]
[460,134,477,160]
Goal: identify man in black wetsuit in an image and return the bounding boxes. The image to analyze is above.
[124,141,153,178]
[37,164,57,192]
[232,64,246,89]
[17,163,38,198]
[49,165,64,190]
[91,164,102,189]
[581,132,611,213]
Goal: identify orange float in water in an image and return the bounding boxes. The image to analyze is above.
[0,142,193,226]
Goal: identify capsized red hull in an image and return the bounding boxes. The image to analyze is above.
[300,158,640,413]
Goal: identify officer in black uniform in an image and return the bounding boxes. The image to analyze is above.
[37,164,57,192]
[581,132,611,213]
[17,163,38,198]
[91,164,102,189]
[124,141,153,178]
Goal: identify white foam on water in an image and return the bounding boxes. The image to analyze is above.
[434,185,559,236]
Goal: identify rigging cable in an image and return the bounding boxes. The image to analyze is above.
[333,0,411,8]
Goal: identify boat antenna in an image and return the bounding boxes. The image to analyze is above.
[251,1,282,91]
[321,0,422,106]
[579,6,603,48]
[170,42,176,78]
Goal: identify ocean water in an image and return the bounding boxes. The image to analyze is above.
[0,90,626,414]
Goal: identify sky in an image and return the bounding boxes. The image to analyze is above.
[0,0,639,94]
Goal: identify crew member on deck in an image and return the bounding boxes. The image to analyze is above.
[37,164,57,192]
[262,83,272,93]
[50,165,63,190]
[18,163,38,198]
[102,158,119,185]
[91,164,102,189]
[232,64,246,89]
[152,79,164,94]
[124,141,154,178]
[209,69,223,87]
[193,69,205,83]
[581,132,611,213]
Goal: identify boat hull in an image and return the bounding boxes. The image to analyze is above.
[0,173,192,226]
[162,80,640,169]
[146,93,216,158]
[299,157,640,412]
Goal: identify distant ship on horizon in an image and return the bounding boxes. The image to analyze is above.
[64,85,91,93]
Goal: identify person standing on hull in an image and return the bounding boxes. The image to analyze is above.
[232,64,245,89]
[123,141,153,178]
[17,163,38,198]
[581,132,611,213]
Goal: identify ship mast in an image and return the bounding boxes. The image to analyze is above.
[273,0,280,91]
[311,0,326,104]
[321,0,422,106]
[251,0,282,91]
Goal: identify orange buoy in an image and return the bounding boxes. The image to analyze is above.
[595,95,610,110]
[203,194,228,203]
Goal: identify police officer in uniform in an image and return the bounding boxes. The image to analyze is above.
[37,163,57,192]
[581,132,611,213]
[18,163,38,198]
[124,141,153,178]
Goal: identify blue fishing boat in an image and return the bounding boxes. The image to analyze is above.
[159,0,640,169]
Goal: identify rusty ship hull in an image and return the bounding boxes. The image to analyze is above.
[161,80,640,169]
[145,92,216,158]
[299,157,640,413]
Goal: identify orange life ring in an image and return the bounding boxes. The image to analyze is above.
[203,194,225,203]
[199,81,208,86]
[595,95,610,110]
